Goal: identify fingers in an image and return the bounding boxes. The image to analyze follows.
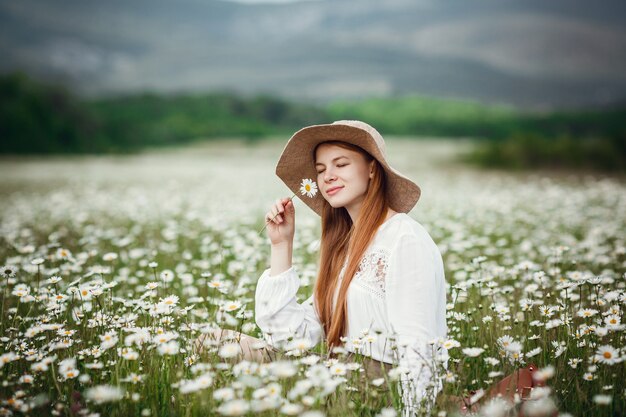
[266,198,292,225]
[265,199,283,224]
[273,198,284,223]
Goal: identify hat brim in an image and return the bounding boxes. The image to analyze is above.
[275,123,421,217]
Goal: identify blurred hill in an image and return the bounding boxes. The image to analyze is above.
[2,0,625,108]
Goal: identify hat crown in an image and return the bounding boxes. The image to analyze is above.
[331,120,386,156]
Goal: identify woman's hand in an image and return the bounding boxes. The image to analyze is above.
[265,197,295,246]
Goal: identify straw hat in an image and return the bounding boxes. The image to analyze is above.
[275,120,421,216]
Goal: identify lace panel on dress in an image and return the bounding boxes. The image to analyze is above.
[352,247,390,299]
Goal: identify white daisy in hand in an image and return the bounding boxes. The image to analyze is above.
[299,178,318,198]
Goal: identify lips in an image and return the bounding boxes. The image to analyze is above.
[326,186,343,196]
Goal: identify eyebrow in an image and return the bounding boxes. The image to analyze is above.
[315,156,348,167]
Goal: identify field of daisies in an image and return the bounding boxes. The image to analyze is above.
[0,138,624,417]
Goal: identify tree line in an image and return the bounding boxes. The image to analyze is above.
[1,72,624,172]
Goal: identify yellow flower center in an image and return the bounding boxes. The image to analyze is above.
[603,351,612,359]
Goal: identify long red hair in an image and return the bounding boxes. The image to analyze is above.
[313,141,391,348]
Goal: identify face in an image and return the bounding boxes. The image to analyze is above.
[314,143,374,218]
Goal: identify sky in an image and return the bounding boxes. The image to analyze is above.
[1,0,625,109]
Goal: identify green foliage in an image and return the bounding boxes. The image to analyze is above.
[2,72,626,173]
[328,95,626,173]
[463,133,626,173]
[327,95,626,142]
[88,92,328,148]
[0,72,328,154]
[327,94,520,138]
[0,73,111,154]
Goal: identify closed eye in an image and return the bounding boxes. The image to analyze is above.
[316,163,348,174]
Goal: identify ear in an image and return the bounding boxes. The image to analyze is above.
[369,161,375,178]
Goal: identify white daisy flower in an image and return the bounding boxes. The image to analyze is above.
[1,265,18,278]
[595,345,619,365]
[121,348,139,360]
[280,403,303,415]
[286,338,314,352]
[161,295,179,306]
[0,352,19,368]
[577,308,598,318]
[55,248,72,260]
[593,394,612,405]
[85,385,124,404]
[329,363,347,376]
[102,252,118,261]
[63,368,80,380]
[371,378,385,387]
[497,335,515,349]
[218,342,242,359]
[157,341,180,356]
[526,347,542,358]
[302,405,323,414]
[568,358,582,369]
[442,339,461,350]
[213,387,235,401]
[160,269,175,283]
[462,347,485,357]
[583,372,596,381]
[532,365,555,382]
[504,341,522,354]
[217,399,249,416]
[604,314,621,327]
[269,361,298,378]
[221,300,242,312]
[299,179,318,198]
[18,374,34,384]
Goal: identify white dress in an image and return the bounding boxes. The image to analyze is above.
[255,213,448,413]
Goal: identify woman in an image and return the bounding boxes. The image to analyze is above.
[196,120,448,413]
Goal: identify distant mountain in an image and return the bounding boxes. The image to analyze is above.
[1,0,625,109]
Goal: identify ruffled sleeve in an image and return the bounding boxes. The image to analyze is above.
[385,232,447,415]
[254,266,324,349]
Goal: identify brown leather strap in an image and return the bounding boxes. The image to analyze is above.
[456,363,544,415]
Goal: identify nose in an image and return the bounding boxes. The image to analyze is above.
[322,167,337,183]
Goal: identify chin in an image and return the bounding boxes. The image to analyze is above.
[325,197,346,209]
